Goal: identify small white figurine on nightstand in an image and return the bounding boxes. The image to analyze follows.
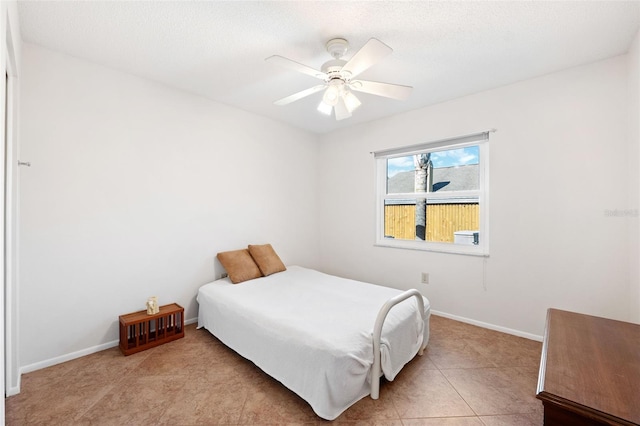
[146,296,159,315]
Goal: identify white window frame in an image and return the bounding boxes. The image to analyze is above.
[374,131,490,256]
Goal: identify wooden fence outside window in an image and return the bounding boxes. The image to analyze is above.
[384,203,479,242]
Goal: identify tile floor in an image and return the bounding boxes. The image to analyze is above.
[6,315,544,425]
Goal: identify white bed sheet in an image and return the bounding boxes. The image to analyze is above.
[197,266,430,420]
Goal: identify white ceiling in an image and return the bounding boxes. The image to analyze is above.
[17,1,640,134]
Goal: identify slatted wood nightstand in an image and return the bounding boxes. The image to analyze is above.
[119,303,184,355]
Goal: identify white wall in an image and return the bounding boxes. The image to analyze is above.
[318,55,634,337]
[19,43,320,369]
[630,28,640,323]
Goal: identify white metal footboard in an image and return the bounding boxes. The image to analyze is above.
[371,289,428,399]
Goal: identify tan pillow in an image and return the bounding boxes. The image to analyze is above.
[248,244,287,276]
[217,249,263,284]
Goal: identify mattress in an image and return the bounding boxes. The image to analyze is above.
[197,265,430,420]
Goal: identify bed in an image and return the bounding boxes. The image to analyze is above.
[197,264,430,420]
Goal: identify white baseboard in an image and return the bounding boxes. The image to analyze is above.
[20,339,120,375]
[14,316,199,394]
[430,310,543,342]
[6,383,20,397]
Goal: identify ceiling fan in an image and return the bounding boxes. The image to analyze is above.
[266,38,412,121]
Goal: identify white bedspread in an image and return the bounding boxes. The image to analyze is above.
[197,266,430,420]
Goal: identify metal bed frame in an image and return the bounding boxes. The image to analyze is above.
[371,289,429,399]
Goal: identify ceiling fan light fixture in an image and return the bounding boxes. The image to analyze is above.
[323,84,340,106]
[317,101,332,115]
[343,91,361,113]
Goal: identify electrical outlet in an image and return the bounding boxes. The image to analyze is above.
[421,272,429,284]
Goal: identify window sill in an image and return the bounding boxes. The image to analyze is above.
[374,240,489,257]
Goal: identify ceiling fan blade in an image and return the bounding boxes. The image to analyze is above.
[274,85,326,106]
[350,80,413,100]
[265,55,328,80]
[334,97,352,121]
[341,38,392,79]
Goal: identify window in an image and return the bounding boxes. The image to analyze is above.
[374,132,489,255]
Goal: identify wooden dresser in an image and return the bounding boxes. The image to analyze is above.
[536,309,640,426]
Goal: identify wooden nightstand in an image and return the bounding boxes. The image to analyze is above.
[119,303,184,355]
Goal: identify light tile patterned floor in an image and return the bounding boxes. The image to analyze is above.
[6,315,544,425]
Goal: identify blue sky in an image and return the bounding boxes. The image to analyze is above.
[387,146,479,177]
